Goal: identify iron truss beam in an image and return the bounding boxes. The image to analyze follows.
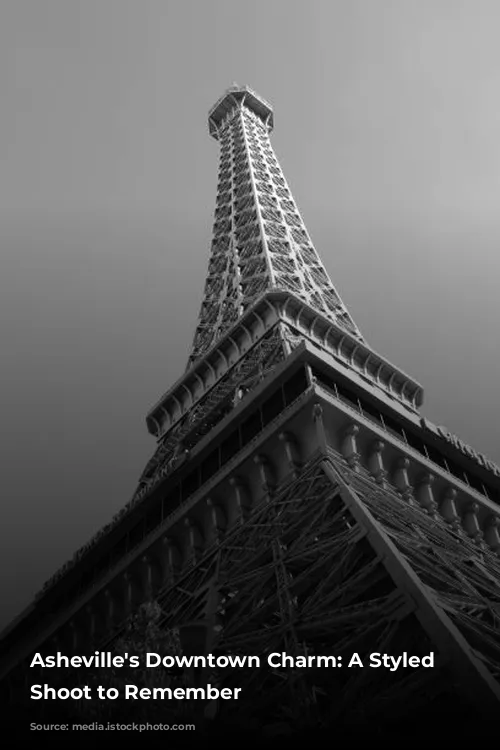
[95,453,500,728]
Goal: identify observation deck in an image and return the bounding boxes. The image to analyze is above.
[208,84,274,138]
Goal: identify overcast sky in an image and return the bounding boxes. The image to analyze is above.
[1,0,500,631]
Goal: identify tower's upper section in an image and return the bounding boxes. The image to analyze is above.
[208,84,274,138]
[186,84,364,369]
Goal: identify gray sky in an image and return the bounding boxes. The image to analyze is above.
[1,0,499,630]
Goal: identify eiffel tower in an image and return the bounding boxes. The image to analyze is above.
[2,85,500,738]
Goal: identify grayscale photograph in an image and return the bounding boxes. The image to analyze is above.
[1,2,499,746]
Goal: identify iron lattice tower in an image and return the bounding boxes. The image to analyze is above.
[186,84,362,371]
[2,85,500,737]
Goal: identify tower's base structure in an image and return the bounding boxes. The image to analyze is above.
[2,86,500,741]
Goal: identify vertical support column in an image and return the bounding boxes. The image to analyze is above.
[254,454,276,499]
[462,502,484,546]
[160,536,181,586]
[341,423,361,471]
[439,487,462,533]
[205,497,226,545]
[368,440,387,486]
[484,516,500,554]
[228,476,251,525]
[183,518,204,567]
[304,362,316,386]
[281,327,294,356]
[313,403,327,454]
[392,456,415,505]
[415,473,439,517]
[279,431,302,478]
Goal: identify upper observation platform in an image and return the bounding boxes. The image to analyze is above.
[208,84,274,139]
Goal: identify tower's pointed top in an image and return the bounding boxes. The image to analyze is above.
[209,85,274,138]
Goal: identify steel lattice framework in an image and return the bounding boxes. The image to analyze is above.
[141,452,500,727]
[187,85,362,369]
[2,85,500,738]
